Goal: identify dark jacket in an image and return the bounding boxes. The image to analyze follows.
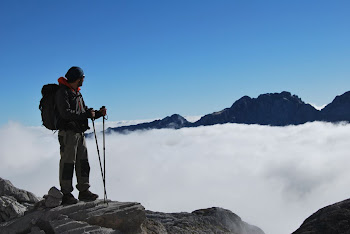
[55,77,91,133]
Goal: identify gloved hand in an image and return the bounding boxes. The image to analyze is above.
[87,108,96,119]
[100,107,107,116]
[94,110,103,119]
[94,107,107,119]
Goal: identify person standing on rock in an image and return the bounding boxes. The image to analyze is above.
[55,66,107,205]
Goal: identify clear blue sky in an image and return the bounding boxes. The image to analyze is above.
[1,0,349,127]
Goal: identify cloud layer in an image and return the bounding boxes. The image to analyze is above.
[1,120,350,234]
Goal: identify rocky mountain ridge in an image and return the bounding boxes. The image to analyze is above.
[293,198,350,233]
[0,177,265,234]
[105,114,191,134]
[107,91,350,134]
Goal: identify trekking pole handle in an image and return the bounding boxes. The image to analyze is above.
[101,106,108,120]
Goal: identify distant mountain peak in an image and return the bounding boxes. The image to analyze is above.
[106,113,190,134]
[105,90,350,134]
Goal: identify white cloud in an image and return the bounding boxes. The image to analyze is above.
[308,103,327,110]
[1,121,350,234]
[184,115,203,122]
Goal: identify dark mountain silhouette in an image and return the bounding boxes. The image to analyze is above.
[320,91,350,122]
[106,114,190,134]
[107,91,350,134]
[293,198,350,234]
[193,91,319,126]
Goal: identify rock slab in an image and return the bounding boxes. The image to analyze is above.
[0,200,145,234]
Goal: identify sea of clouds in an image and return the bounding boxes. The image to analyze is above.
[1,119,350,234]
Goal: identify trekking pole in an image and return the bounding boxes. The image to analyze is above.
[91,118,107,204]
[102,106,108,204]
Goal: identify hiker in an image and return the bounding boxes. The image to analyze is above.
[55,66,107,205]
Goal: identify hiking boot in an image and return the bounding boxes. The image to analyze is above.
[62,193,78,205]
[78,190,99,201]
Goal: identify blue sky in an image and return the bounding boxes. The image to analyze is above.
[1,0,349,127]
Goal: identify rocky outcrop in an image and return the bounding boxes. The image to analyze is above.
[144,207,265,234]
[0,196,27,222]
[293,198,350,234]
[0,177,40,222]
[0,200,145,234]
[0,178,265,233]
[1,202,265,234]
[0,178,39,204]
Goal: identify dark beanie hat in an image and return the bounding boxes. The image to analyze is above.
[65,66,84,82]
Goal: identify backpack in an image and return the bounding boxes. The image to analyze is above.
[39,84,60,130]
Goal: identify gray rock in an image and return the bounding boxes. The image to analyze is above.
[0,178,266,234]
[28,226,45,234]
[141,218,168,234]
[48,186,63,199]
[0,177,41,222]
[49,214,118,234]
[293,198,350,234]
[0,200,145,234]
[0,177,40,204]
[146,207,265,234]
[0,196,27,222]
[52,200,146,233]
[42,186,63,208]
[44,195,62,208]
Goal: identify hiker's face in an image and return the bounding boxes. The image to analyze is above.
[78,76,85,87]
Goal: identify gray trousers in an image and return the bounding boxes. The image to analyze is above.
[58,130,90,194]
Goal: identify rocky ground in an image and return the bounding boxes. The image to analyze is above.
[4,176,350,234]
[0,177,264,234]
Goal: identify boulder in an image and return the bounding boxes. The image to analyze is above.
[44,186,63,208]
[48,186,63,199]
[293,198,350,234]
